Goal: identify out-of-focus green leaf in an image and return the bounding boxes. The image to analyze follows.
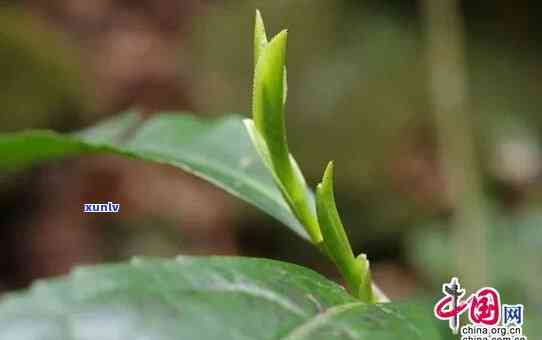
[0,256,443,340]
[0,112,309,240]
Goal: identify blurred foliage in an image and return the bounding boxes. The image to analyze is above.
[188,0,542,237]
[0,6,88,132]
[407,211,542,336]
[408,209,542,336]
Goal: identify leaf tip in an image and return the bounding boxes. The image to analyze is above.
[254,9,266,37]
[255,9,264,25]
[357,253,369,265]
[324,160,334,178]
[270,29,288,47]
[254,9,268,66]
[320,161,335,192]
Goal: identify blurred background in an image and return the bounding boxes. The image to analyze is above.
[0,0,540,337]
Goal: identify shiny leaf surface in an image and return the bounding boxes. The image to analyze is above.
[0,256,442,340]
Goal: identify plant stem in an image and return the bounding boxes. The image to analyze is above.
[420,0,488,289]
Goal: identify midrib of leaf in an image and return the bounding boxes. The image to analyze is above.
[115,115,308,238]
[128,148,306,237]
[377,304,423,337]
[0,257,343,324]
[280,302,364,340]
[124,134,292,211]
[132,258,308,318]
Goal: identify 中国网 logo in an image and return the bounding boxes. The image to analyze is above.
[434,277,527,339]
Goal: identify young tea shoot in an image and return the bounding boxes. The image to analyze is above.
[244,10,379,303]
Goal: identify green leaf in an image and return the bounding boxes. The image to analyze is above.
[252,30,289,173]
[316,162,354,260]
[355,254,377,304]
[251,24,321,244]
[0,112,309,240]
[283,66,288,104]
[254,10,287,105]
[0,256,442,339]
[316,162,374,303]
[254,9,268,67]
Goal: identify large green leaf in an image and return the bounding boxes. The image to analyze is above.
[0,256,441,339]
[0,112,308,240]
